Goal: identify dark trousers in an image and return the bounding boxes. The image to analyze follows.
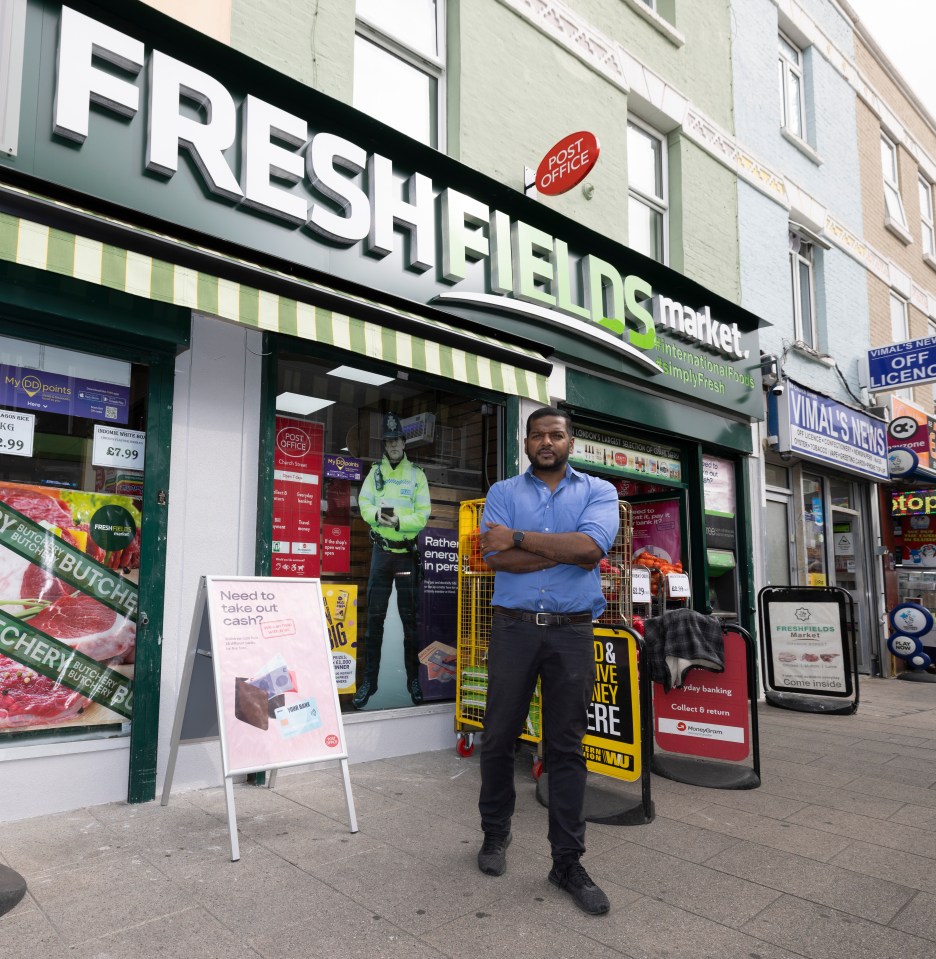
[478,611,595,863]
[362,545,420,683]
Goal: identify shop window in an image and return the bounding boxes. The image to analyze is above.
[778,32,806,141]
[789,229,817,349]
[354,0,444,149]
[920,175,936,263]
[627,120,667,263]
[273,352,497,712]
[0,335,147,742]
[881,134,911,240]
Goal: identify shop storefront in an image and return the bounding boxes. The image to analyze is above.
[763,379,888,675]
[0,0,765,819]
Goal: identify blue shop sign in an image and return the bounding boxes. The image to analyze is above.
[770,381,887,481]
[863,336,936,392]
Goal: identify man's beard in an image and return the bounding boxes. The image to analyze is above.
[530,448,569,473]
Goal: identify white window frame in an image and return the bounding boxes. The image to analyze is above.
[920,175,936,263]
[354,2,446,150]
[627,118,668,264]
[881,134,910,238]
[890,293,912,400]
[0,0,27,156]
[789,230,818,350]
[778,31,806,141]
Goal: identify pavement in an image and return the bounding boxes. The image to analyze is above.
[4,676,936,958]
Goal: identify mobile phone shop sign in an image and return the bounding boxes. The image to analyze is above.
[771,381,887,481]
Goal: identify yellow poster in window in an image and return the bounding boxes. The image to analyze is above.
[322,584,358,692]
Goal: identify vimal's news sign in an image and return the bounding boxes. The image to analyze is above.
[770,381,888,481]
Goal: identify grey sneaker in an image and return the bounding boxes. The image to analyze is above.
[477,832,512,876]
[549,861,610,915]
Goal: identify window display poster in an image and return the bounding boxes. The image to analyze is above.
[272,417,323,578]
[323,584,358,692]
[767,600,848,693]
[895,513,936,565]
[417,527,458,699]
[631,500,683,590]
[321,524,351,574]
[206,576,346,776]
[702,455,736,551]
[0,364,130,424]
[0,482,141,734]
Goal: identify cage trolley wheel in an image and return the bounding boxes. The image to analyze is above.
[531,756,543,780]
[456,732,475,757]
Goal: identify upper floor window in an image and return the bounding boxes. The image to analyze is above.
[789,230,817,349]
[778,32,805,139]
[354,0,444,149]
[627,120,667,263]
[890,293,912,400]
[881,134,909,233]
[920,176,936,260]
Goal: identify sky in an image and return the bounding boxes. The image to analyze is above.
[847,0,936,120]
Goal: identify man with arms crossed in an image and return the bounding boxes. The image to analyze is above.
[477,407,619,915]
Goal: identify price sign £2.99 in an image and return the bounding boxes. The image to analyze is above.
[0,410,35,457]
[92,425,146,470]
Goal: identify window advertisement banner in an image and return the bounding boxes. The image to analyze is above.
[767,600,848,693]
[417,527,458,699]
[0,364,130,424]
[631,500,684,591]
[272,417,323,578]
[571,428,682,483]
[0,483,140,733]
[206,577,346,776]
[323,584,358,693]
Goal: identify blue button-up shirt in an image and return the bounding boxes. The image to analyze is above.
[482,464,619,618]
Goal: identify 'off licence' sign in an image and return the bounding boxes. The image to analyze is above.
[864,336,936,392]
[535,131,600,196]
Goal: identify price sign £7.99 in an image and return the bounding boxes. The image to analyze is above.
[92,425,146,470]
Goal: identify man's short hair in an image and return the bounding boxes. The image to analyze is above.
[526,406,572,436]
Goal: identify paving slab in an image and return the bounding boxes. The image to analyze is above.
[705,839,916,923]
[741,893,936,959]
[589,839,782,927]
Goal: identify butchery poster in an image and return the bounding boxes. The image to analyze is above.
[0,483,140,733]
[767,600,848,694]
[205,577,347,776]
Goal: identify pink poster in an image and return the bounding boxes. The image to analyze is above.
[206,577,346,776]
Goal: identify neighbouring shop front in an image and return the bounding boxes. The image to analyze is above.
[763,379,888,675]
[0,0,765,819]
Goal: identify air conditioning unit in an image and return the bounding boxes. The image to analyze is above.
[401,412,436,446]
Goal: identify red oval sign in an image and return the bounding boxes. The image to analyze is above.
[535,131,600,196]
